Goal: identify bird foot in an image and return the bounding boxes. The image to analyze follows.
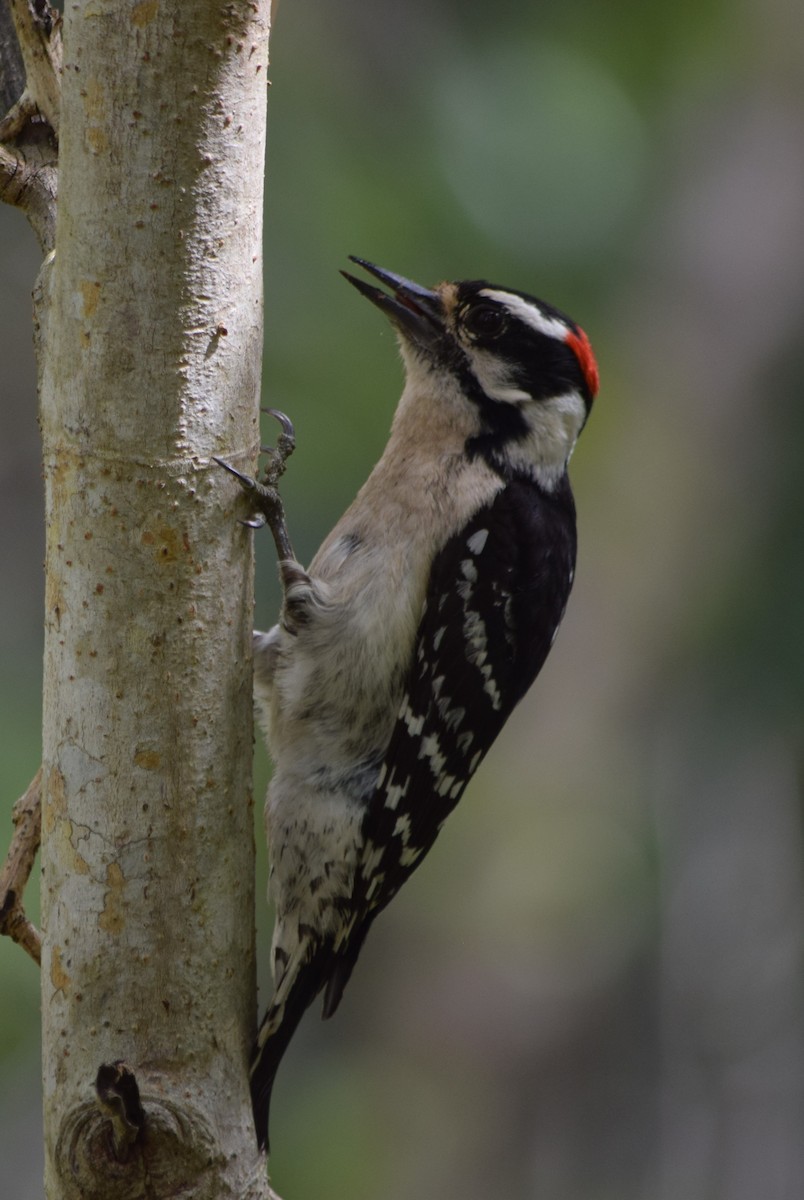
[214,409,297,560]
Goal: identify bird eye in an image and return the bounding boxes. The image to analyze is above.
[463,304,506,339]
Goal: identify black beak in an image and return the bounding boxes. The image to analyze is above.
[341,257,445,351]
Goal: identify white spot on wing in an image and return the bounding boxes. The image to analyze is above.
[384,780,410,810]
[393,814,411,841]
[362,839,383,879]
[419,733,446,775]
[366,874,384,901]
[401,700,425,737]
[467,528,489,555]
[463,608,502,709]
[439,701,466,731]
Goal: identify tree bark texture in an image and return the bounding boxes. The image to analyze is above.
[37,3,273,1196]
[0,0,25,114]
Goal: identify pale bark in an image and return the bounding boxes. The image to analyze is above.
[0,0,278,1195]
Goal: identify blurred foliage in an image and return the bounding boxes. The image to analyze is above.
[2,0,803,1197]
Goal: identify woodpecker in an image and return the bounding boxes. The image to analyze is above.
[217,258,599,1151]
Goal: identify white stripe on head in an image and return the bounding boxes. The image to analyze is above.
[479,289,569,342]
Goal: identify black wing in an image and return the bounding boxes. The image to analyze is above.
[322,474,577,1016]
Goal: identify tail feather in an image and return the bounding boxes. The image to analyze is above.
[250,952,332,1151]
[321,917,374,1019]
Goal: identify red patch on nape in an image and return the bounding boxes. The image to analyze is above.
[564,327,600,399]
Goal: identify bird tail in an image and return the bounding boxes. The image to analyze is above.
[321,916,374,1019]
[250,952,332,1152]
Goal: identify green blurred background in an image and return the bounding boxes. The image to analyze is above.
[2,0,803,1196]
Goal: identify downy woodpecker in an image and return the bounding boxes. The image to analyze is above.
[217,258,599,1151]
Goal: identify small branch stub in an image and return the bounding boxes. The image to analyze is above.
[5,0,62,136]
[0,0,60,250]
[0,766,43,964]
[95,1061,145,1161]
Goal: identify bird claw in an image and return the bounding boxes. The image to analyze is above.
[212,456,259,491]
[213,409,297,560]
[259,408,296,490]
[262,407,296,449]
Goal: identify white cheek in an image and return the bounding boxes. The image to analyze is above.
[466,350,531,403]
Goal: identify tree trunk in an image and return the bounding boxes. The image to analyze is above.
[24,2,273,1195]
